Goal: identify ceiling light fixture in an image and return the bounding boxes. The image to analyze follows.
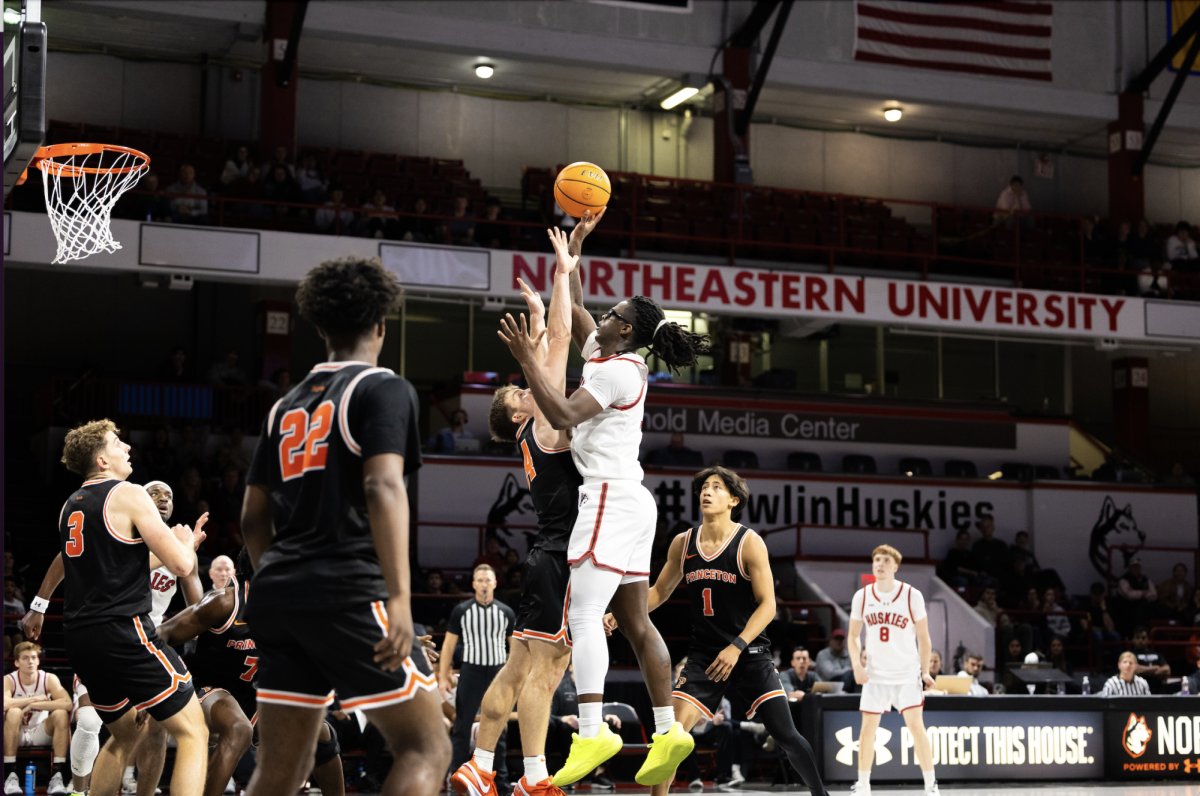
[661,87,699,109]
[475,63,494,79]
[884,106,903,122]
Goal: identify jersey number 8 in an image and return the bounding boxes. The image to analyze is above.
[279,403,335,480]
[880,626,889,643]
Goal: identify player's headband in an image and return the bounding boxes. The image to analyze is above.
[144,480,173,496]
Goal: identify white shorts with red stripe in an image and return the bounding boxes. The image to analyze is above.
[859,679,924,714]
[567,480,656,580]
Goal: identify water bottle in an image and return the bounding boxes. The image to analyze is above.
[24,764,35,795]
[1183,677,1191,696]
[1082,676,1091,695]
[1056,681,1066,695]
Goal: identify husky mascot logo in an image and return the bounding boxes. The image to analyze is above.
[834,726,893,766]
[486,473,536,548]
[1122,712,1152,758]
[1089,496,1145,580]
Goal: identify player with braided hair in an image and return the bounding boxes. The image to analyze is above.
[499,240,709,788]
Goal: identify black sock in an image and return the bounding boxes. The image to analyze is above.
[4,762,14,779]
[56,761,71,780]
[756,696,830,796]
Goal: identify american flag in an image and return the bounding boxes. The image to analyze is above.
[854,0,1053,82]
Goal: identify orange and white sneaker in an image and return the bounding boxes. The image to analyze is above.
[450,761,498,796]
[514,777,567,796]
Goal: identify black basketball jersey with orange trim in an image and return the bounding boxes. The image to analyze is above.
[681,524,769,652]
[187,575,256,718]
[516,419,582,553]
[59,478,151,630]
[247,361,421,609]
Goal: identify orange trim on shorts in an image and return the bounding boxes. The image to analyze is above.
[256,689,336,708]
[519,582,572,646]
[672,691,714,720]
[132,616,191,710]
[89,697,130,712]
[746,689,786,718]
[339,659,437,711]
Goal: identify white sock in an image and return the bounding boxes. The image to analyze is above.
[125,766,136,779]
[4,757,14,764]
[523,756,548,784]
[653,706,675,736]
[923,769,935,789]
[472,749,494,774]
[579,702,603,739]
[52,757,66,766]
[858,770,871,786]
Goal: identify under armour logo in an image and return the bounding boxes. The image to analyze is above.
[834,726,893,766]
[1183,758,1200,774]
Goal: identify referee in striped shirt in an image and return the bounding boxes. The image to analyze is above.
[1099,652,1152,696]
[440,564,517,789]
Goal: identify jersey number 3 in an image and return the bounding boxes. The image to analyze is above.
[279,403,334,480]
[66,512,85,558]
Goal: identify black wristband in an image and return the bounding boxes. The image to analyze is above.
[731,638,747,652]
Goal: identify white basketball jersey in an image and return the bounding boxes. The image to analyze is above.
[851,580,927,685]
[7,671,48,727]
[572,330,648,483]
[149,566,178,627]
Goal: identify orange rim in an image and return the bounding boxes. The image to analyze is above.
[34,143,150,177]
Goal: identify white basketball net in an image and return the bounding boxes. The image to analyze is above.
[37,146,148,264]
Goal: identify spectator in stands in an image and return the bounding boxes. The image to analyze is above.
[361,188,398,239]
[207,347,248,386]
[3,642,73,794]
[3,578,25,656]
[209,555,235,590]
[174,424,203,475]
[220,145,254,185]
[447,195,476,246]
[209,466,245,546]
[143,426,175,482]
[1118,557,1157,628]
[1008,531,1039,572]
[160,345,190,383]
[1081,217,1104,265]
[1164,461,1197,488]
[957,652,988,695]
[295,153,328,203]
[1091,447,1129,482]
[1158,562,1194,622]
[261,164,302,217]
[1131,626,1171,692]
[1138,258,1172,298]
[1047,636,1071,676]
[167,164,209,225]
[475,199,511,250]
[429,408,474,453]
[173,466,205,528]
[228,427,250,474]
[684,697,742,790]
[1001,554,1035,608]
[783,647,816,701]
[652,433,700,467]
[226,164,267,216]
[1043,587,1072,642]
[974,585,1033,653]
[401,197,439,243]
[472,535,508,573]
[994,175,1032,229]
[258,368,292,401]
[972,516,1009,582]
[937,529,984,589]
[1167,221,1198,271]
[1000,637,1026,693]
[126,442,152,486]
[1099,652,1151,696]
[1129,219,1158,269]
[267,145,295,179]
[815,628,852,683]
[545,665,621,790]
[1080,582,1121,655]
[122,170,172,222]
[3,554,23,601]
[315,184,355,234]
[929,650,943,679]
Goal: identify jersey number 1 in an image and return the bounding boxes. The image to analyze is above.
[66,512,85,558]
[279,403,334,480]
[702,588,714,616]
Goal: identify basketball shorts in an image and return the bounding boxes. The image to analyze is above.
[197,685,257,727]
[72,675,87,701]
[249,598,437,713]
[18,718,53,748]
[65,615,194,723]
[672,647,787,720]
[859,679,924,714]
[512,546,571,646]
[567,480,656,579]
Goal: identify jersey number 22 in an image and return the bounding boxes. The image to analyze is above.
[279,403,334,480]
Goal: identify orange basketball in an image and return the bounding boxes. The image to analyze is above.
[554,162,611,219]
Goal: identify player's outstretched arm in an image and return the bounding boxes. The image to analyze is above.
[241,484,274,569]
[545,226,577,395]
[706,533,776,683]
[518,277,548,368]
[915,616,935,689]
[499,313,604,430]
[565,209,604,352]
[362,452,415,674]
[19,553,65,640]
[156,588,237,646]
[122,486,204,577]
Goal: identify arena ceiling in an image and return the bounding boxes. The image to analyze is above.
[41,0,1200,166]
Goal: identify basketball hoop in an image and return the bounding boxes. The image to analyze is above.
[30,143,150,264]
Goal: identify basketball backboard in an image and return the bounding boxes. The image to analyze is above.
[4,0,47,198]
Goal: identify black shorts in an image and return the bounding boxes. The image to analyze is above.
[248,598,436,712]
[672,649,787,720]
[65,615,194,723]
[513,547,571,645]
[197,685,257,727]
